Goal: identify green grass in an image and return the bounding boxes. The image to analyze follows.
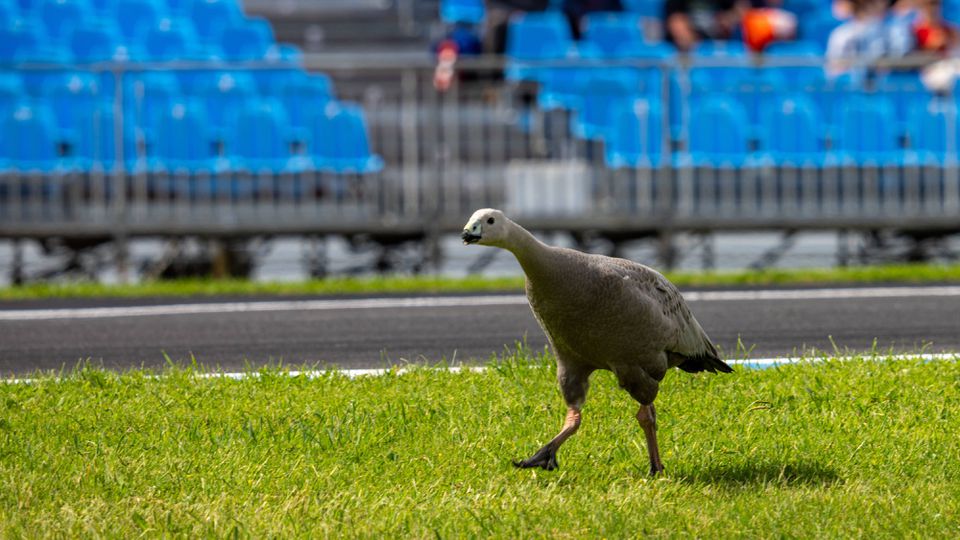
[2,348,959,537]
[2,262,960,301]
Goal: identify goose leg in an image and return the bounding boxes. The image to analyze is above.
[513,408,580,470]
[636,403,664,476]
[514,362,591,471]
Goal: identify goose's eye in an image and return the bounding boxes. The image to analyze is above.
[487,217,495,225]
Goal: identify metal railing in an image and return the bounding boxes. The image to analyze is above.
[2,55,959,244]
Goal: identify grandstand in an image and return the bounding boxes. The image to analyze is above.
[1,0,959,279]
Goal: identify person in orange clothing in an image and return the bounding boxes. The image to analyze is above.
[912,0,959,54]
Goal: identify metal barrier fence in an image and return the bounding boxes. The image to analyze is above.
[2,55,959,245]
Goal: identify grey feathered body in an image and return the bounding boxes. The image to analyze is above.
[517,243,728,404]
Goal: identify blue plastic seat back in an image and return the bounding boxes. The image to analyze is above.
[687,96,751,161]
[44,71,104,131]
[692,40,748,58]
[40,0,89,39]
[279,72,334,128]
[764,40,824,56]
[813,72,864,129]
[253,43,305,94]
[114,0,164,41]
[907,98,956,159]
[144,18,199,60]
[583,12,644,57]
[0,24,42,61]
[1,103,62,168]
[220,16,275,61]
[506,11,573,60]
[310,101,382,173]
[190,0,241,42]
[193,71,258,128]
[605,98,664,168]
[876,71,930,127]
[800,12,843,44]
[572,74,642,140]
[758,94,824,157]
[229,99,292,162]
[440,0,485,24]
[0,3,19,25]
[835,95,899,158]
[70,23,129,62]
[73,104,140,169]
[151,101,220,164]
[124,71,181,130]
[621,0,666,18]
[0,74,24,117]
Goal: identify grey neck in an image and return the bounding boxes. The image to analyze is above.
[504,221,554,283]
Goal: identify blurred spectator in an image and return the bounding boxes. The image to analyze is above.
[826,0,914,74]
[484,0,550,55]
[664,0,758,51]
[912,0,959,54]
[562,0,624,39]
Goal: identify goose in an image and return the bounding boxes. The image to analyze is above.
[461,208,733,475]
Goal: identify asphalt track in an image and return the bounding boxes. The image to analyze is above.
[1,285,959,376]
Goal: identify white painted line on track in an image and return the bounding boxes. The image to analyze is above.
[5,353,958,384]
[1,285,960,321]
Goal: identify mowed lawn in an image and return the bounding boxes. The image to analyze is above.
[2,350,959,537]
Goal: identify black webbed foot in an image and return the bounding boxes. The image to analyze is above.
[513,445,558,471]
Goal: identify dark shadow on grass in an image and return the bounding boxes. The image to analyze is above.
[674,460,842,487]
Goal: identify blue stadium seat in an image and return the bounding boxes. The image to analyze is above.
[907,98,956,163]
[309,101,384,174]
[254,43,306,94]
[0,74,23,117]
[622,0,666,18]
[800,12,843,44]
[764,40,824,56]
[114,0,165,41]
[277,72,334,128]
[685,96,751,165]
[219,16,275,61]
[505,11,576,82]
[0,103,75,172]
[692,40,748,58]
[193,71,258,130]
[876,71,930,132]
[583,12,645,57]
[190,0,241,43]
[605,98,664,168]
[0,22,43,62]
[570,73,642,140]
[124,71,180,141]
[43,71,104,135]
[756,94,825,164]
[534,42,603,111]
[440,0,485,24]
[70,23,130,61]
[763,42,826,87]
[0,3,19,25]
[71,104,141,172]
[834,94,900,164]
[143,17,207,60]
[166,0,194,16]
[148,100,229,174]
[39,0,89,40]
[228,99,313,173]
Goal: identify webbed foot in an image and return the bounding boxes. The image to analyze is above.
[513,445,558,470]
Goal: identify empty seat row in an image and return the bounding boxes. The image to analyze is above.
[1,11,283,62]
[604,94,960,169]
[0,99,383,175]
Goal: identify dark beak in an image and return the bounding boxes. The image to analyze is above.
[461,230,481,245]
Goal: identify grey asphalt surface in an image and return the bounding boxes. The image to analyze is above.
[1,288,958,376]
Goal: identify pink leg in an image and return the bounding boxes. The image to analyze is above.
[636,404,664,476]
[514,408,581,471]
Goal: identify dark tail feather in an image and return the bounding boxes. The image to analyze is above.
[674,352,734,374]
